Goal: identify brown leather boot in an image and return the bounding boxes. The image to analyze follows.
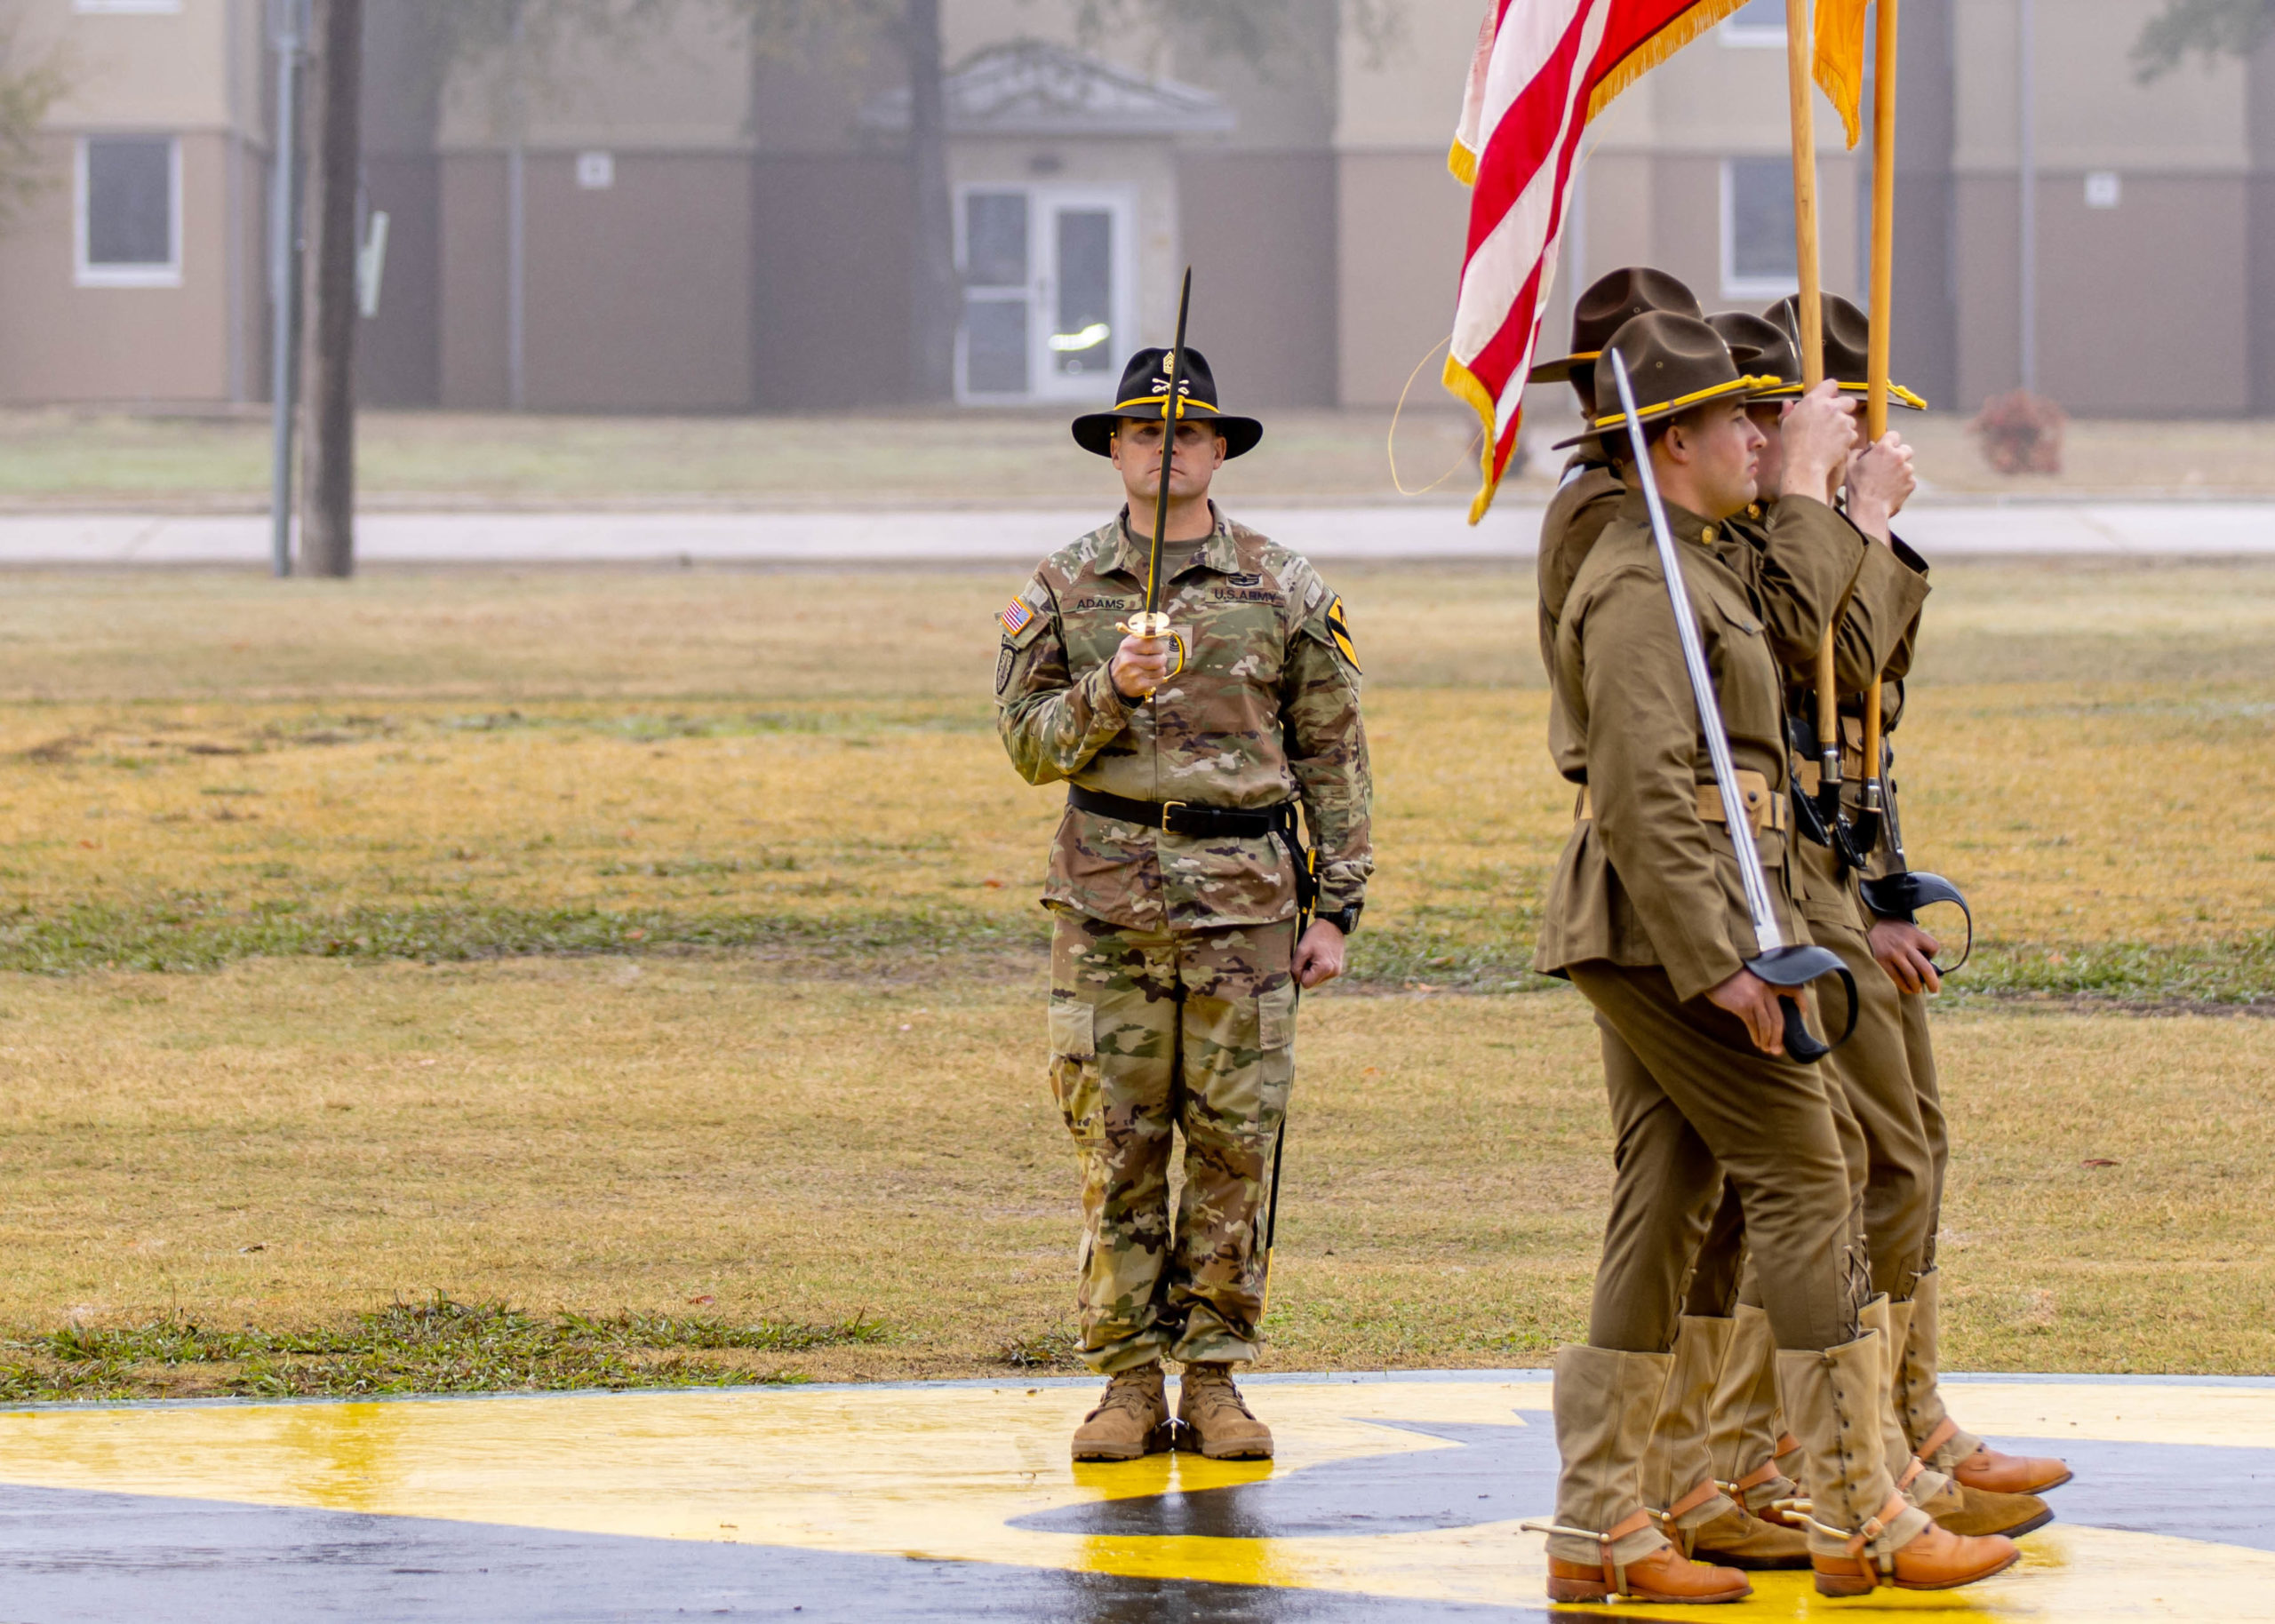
[1811,1495,2022,1596]
[1921,1478,2055,1539]
[1547,1533,1752,1604]
[1069,1364,1172,1461]
[1686,1502,1811,1570]
[1176,1362,1273,1460]
[1941,1428,2074,1495]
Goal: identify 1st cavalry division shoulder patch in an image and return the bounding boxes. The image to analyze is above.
[1325,595,1361,673]
[998,598,1035,637]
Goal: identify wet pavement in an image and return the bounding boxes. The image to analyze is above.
[0,1370,2269,1621]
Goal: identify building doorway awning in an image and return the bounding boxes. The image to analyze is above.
[860,40,1234,139]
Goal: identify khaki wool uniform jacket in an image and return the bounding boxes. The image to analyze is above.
[994,506,1372,934]
[1534,491,1868,1003]
[1537,456,1624,772]
[1727,506,1934,931]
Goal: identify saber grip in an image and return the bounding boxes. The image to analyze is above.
[1780,995,1830,1064]
[1116,613,1186,681]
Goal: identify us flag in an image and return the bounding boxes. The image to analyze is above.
[1444,0,1751,522]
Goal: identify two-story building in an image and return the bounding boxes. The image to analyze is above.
[2,0,2269,419]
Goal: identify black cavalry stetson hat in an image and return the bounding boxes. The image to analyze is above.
[1553,311,1782,449]
[1761,292,1928,410]
[1528,267,1704,386]
[1071,346,1264,459]
[1708,310,1801,389]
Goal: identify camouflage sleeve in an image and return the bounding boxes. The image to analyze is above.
[1282,570,1373,912]
[994,577,1134,786]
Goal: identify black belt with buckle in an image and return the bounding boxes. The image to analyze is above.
[1067,785,1288,839]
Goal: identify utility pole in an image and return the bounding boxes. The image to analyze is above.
[2017,0,2037,393]
[299,0,363,577]
[507,0,527,410]
[266,0,307,578]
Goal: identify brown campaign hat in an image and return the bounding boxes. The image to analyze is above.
[1528,267,1704,386]
[1071,346,1264,458]
[1760,293,1928,410]
[1707,311,1800,389]
[1553,311,1782,450]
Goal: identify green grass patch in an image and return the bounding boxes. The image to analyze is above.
[0,1296,890,1403]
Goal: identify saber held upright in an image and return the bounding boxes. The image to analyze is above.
[1120,267,1195,689]
[1606,349,1856,1063]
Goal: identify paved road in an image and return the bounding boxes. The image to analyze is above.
[0,501,2270,565]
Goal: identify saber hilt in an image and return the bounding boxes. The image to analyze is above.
[1607,352,1855,1063]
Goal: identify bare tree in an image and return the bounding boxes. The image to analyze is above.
[0,19,70,238]
[299,0,364,577]
[2133,0,2274,78]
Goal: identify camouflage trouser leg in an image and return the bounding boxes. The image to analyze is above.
[1047,909,1298,1374]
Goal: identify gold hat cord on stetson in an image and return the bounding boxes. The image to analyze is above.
[1588,374,1788,434]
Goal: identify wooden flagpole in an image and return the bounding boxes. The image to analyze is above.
[1861,0,1901,803]
[1786,0,1844,816]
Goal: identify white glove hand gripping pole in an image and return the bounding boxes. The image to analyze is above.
[1605,349,1856,1063]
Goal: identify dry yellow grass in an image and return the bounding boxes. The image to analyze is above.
[0,959,2264,1380]
[0,561,2266,1386]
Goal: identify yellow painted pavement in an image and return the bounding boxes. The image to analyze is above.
[0,1375,2268,1618]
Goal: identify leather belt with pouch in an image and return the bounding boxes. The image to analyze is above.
[1577,768,1788,835]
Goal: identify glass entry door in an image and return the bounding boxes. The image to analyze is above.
[957,186,1136,404]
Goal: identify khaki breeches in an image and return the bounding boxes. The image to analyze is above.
[1570,961,1868,1355]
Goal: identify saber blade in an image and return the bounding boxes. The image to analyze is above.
[1141,267,1195,625]
[1608,352,1786,953]
[1606,351,1855,1061]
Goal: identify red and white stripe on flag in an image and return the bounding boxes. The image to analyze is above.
[1444,0,1751,522]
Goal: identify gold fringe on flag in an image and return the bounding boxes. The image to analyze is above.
[1814,0,1870,148]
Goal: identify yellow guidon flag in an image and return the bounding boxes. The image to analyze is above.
[1813,0,1871,149]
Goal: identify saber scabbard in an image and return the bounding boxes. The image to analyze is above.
[1606,351,1854,1063]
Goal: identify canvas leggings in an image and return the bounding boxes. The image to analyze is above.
[1047,908,1298,1373]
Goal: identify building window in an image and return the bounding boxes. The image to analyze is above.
[1721,156,1799,298]
[1721,0,1786,46]
[76,134,181,287]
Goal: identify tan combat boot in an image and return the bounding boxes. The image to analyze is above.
[1704,1303,1803,1525]
[1777,1331,2018,1596]
[1070,1363,1173,1462]
[1641,1317,1808,1571]
[1922,1481,2055,1539]
[1527,1344,1751,1604]
[1901,1270,2072,1495]
[1176,1362,1273,1460]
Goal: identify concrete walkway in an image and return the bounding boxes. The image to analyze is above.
[0,500,2270,565]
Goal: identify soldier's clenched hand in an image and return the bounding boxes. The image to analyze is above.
[1110,633,1173,699]
[1293,919,1346,989]
[1844,432,1917,542]
[1705,966,1787,1056]
[1867,918,1943,995]
[1777,380,1860,506]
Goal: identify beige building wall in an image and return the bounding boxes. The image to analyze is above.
[1952,0,2254,412]
[0,0,265,404]
[1332,0,1476,407]
[435,1,755,410]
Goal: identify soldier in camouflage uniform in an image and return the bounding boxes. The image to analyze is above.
[995,346,1371,1463]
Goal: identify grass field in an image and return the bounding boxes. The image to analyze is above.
[7,405,2275,509]
[0,558,2268,1398]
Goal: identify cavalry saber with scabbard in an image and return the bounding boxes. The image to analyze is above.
[1605,348,1856,1064]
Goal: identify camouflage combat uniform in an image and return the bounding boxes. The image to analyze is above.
[995,505,1371,1373]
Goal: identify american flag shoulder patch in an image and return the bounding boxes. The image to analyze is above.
[998,598,1035,636]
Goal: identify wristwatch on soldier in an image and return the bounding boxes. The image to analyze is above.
[1315,903,1362,935]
